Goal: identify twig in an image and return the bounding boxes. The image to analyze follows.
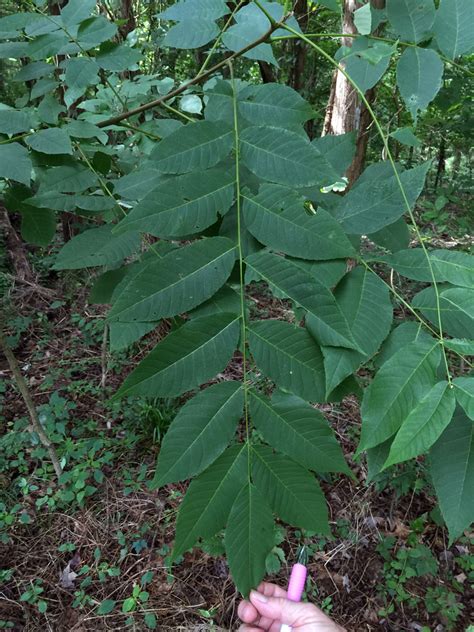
[0,330,63,481]
[96,18,289,128]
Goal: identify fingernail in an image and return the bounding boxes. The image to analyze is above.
[250,590,268,603]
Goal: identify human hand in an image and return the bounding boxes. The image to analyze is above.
[238,582,346,632]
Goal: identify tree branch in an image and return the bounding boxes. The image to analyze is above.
[0,331,63,481]
[97,18,289,128]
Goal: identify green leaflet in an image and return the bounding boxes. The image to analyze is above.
[242,184,355,261]
[25,192,115,212]
[0,109,33,135]
[240,126,340,189]
[113,313,240,399]
[453,377,474,420]
[150,121,233,174]
[354,3,372,35]
[249,391,351,475]
[369,217,410,252]
[189,285,241,320]
[225,482,275,597]
[26,128,73,155]
[413,286,474,339]
[397,47,444,121]
[311,132,356,177]
[383,381,455,467]
[430,408,474,541]
[358,340,441,452]
[319,266,393,395]
[112,168,165,201]
[252,445,330,533]
[158,0,228,49]
[108,237,236,322]
[20,207,56,246]
[109,322,157,351]
[77,16,118,50]
[89,268,130,305]
[384,248,474,287]
[53,225,140,270]
[95,42,142,72]
[0,143,32,185]
[344,46,391,93]
[431,250,474,289]
[383,248,440,282]
[246,252,360,351]
[158,0,229,21]
[390,127,421,148]
[151,381,243,487]
[172,444,248,560]
[247,320,326,403]
[334,161,430,234]
[433,0,474,59]
[60,0,97,26]
[114,168,235,237]
[444,339,474,355]
[221,1,301,65]
[238,83,315,128]
[63,57,99,107]
[375,321,434,369]
[366,438,392,483]
[164,20,220,49]
[38,165,98,193]
[386,0,436,43]
[288,258,347,290]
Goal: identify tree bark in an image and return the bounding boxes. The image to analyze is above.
[434,137,446,190]
[120,0,136,38]
[289,0,309,92]
[0,331,63,481]
[1,208,35,283]
[323,0,386,185]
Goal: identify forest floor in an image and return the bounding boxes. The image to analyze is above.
[1,240,473,632]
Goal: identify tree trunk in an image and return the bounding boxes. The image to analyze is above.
[289,0,309,92]
[323,0,385,185]
[323,0,360,137]
[119,0,136,40]
[1,208,35,283]
[434,137,446,190]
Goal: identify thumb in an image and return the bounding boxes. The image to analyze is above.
[249,590,315,626]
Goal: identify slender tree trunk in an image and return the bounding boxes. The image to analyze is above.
[323,0,385,185]
[0,332,63,481]
[434,137,446,190]
[1,208,35,283]
[119,0,136,39]
[289,0,309,92]
[258,61,276,83]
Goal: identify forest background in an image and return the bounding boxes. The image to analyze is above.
[0,0,473,630]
